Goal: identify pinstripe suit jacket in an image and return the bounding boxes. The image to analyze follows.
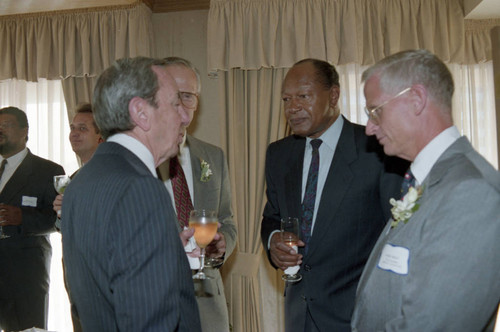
[61,142,201,331]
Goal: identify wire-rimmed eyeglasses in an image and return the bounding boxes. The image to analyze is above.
[179,91,199,109]
[364,87,411,124]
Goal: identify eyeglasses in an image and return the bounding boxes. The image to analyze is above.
[179,91,199,109]
[364,87,411,124]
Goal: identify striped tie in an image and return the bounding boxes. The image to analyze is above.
[170,156,193,228]
[400,169,416,198]
[301,139,322,254]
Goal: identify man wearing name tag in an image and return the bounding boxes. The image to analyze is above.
[0,106,65,331]
[352,49,500,331]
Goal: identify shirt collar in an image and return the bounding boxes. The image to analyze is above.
[107,133,157,178]
[411,126,460,185]
[305,115,344,151]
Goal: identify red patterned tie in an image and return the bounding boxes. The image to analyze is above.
[170,156,193,228]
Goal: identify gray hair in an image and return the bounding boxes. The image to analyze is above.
[362,49,454,110]
[163,56,201,94]
[92,57,167,139]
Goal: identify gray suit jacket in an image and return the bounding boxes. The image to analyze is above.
[261,118,406,331]
[352,137,500,332]
[61,142,201,331]
[185,136,237,332]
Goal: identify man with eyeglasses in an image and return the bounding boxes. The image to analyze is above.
[260,58,407,332]
[352,49,500,331]
[156,57,237,332]
[0,106,65,331]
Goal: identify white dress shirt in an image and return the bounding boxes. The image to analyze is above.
[0,148,28,192]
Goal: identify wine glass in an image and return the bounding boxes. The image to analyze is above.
[0,205,9,239]
[54,175,71,217]
[189,209,219,279]
[280,217,302,283]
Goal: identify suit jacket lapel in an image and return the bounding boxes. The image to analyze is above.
[0,151,34,203]
[186,136,203,209]
[306,120,357,257]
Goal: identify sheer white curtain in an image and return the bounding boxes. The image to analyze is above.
[338,62,498,169]
[0,78,76,332]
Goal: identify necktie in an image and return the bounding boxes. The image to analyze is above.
[0,159,7,180]
[400,169,416,198]
[170,156,193,228]
[301,139,322,254]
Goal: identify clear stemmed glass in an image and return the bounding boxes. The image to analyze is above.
[189,209,219,280]
[281,217,302,283]
[0,213,9,239]
[54,175,71,217]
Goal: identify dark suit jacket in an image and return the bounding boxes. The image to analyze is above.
[261,118,406,332]
[0,150,64,331]
[61,142,201,332]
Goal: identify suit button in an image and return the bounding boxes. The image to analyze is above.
[304,264,311,271]
[301,295,307,302]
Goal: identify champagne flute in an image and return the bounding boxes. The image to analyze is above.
[0,204,9,239]
[54,175,71,217]
[189,209,218,280]
[281,217,302,283]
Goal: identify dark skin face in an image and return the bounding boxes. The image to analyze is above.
[0,114,28,158]
[281,62,340,138]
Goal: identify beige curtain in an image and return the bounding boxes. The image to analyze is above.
[208,0,496,71]
[0,1,154,110]
[218,68,290,332]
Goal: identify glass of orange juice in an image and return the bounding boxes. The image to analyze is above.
[189,209,218,279]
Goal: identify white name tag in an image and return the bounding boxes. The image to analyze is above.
[377,243,410,275]
[21,196,37,207]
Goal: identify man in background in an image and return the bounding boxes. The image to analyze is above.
[0,106,65,331]
[352,49,500,331]
[53,103,102,332]
[53,103,103,219]
[61,57,201,331]
[261,59,406,331]
[157,57,237,332]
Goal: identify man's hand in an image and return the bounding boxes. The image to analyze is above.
[53,194,63,217]
[269,232,304,271]
[0,203,22,226]
[179,227,195,247]
[205,231,226,258]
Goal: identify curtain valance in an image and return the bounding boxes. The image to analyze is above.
[0,1,153,82]
[207,0,496,71]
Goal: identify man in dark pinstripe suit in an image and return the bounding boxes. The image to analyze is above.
[61,57,201,331]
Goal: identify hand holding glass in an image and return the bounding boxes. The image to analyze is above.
[0,204,9,239]
[54,175,71,217]
[189,210,218,279]
[281,217,302,283]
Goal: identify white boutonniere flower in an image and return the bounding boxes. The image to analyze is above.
[389,186,423,228]
[200,159,213,182]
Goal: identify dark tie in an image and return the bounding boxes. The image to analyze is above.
[170,156,193,228]
[301,139,322,254]
[400,169,416,198]
[0,159,7,181]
